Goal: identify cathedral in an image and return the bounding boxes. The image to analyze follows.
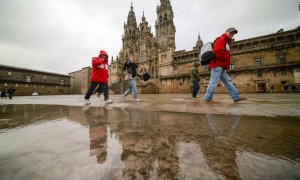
[108,0,300,94]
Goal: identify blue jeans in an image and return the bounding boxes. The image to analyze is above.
[204,67,240,101]
[123,79,138,99]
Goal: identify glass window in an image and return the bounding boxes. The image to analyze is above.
[230,60,235,70]
[257,71,263,77]
[255,58,262,65]
[26,76,31,82]
[8,72,12,75]
[278,54,286,64]
[280,68,287,75]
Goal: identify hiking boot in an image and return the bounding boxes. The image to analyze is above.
[234,96,248,102]
[105,99,113,104]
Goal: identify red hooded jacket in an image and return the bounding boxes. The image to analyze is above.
[90,50,109,83]
[208,33,232,70]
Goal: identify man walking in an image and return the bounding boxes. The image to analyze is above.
[122,57,141,102]
[191,62,200,100]
[84,50,113,105]
[204,27,247,102]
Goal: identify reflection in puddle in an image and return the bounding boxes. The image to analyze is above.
[0,104,299,180]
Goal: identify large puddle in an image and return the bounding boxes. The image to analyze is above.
[0,104,299,180]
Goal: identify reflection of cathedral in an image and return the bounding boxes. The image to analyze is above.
[108,0,300,94]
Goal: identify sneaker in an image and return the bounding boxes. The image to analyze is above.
[136,98,141,102]
[105,99,113,104]
[84,99,91,105]
[234,96,248,102]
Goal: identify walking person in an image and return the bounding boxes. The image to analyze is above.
[191,62,200,100]
[7,87,16,99]
[1,89,6,99]
[204,27,247,102]
[84,50,113,105]
[270,85,275,93]
[122,56,141,102]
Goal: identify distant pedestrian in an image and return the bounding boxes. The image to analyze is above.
[1,89,6,99]
[84,50,113,105]
[292,85,297,93]
[283,85,289,93]
[122,56,141,102]
[191,62,200,100]
[204,27,247,102]
[270,85,275,93]
[7,87,16,99]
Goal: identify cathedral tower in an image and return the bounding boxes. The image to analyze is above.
[122,3,139,60]
[155,0,176,77]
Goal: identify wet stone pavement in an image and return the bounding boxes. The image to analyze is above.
[0,94,300,180]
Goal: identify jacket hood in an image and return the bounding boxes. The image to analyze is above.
[99,50,108,60]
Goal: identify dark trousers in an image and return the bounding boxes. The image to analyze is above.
[85,82,109,100]
[192,80,200,98]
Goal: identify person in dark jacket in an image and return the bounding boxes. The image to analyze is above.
[1,89,6,99]
[204,27,247,102]
[191,62,200,100]
[7,87,16,99]
[84,50,113,105]
[122,57,141,102]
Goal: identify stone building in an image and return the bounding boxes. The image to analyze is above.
[0,64,70,96]
[108,0,300,94]
[69,67,91,94]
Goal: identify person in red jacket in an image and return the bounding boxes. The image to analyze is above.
[84,50,113,105]
[204,27,247,102]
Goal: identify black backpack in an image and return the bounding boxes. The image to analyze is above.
[199,38,227,66]
[199,42,215,66]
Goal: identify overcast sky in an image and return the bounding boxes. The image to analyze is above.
[0,0,299,74]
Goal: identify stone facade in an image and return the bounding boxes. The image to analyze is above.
[69,67,91,94]
[0,64,71,96]
[108,0,300,94]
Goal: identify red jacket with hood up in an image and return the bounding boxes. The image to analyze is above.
[208,33,232,70]
[90,50,109,83]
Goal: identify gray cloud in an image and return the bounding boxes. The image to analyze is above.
[0,0,299,74]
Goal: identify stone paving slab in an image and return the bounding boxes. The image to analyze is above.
[1,93,300,117]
